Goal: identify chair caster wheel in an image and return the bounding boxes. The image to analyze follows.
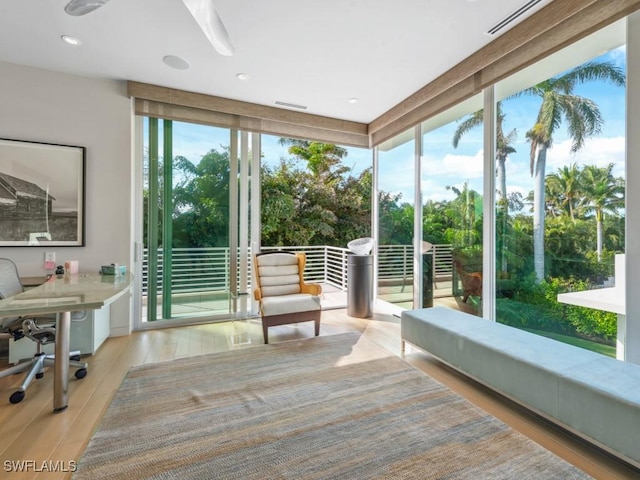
[71,355,81,361]
[10,391,25,404]
[75,368,87,379]
[36,372,44,379]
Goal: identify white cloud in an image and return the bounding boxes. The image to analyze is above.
[546,136,625,176]
[422,149,484,178]
[501,135,626,199]
[421,178,457,202]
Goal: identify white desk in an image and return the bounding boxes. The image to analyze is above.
[0,273,131,412]
[557,286,624,314]
[557,254,626,360]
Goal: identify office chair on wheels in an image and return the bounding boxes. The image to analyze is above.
[0,258,88,404]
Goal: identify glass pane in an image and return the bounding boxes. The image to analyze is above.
[377,131,415,310]
[422,95,484,316]
[143,120,239,321]
[260,134,372,309]
[494,22,626,357]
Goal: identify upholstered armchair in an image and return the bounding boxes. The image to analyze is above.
[253,252,322,344]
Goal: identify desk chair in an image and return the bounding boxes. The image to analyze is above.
[0,258,88,404]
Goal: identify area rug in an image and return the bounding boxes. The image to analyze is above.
[74,332,590,479]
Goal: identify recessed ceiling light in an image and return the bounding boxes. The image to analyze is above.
[163,55,190,70]
[61,35,81,46]
[236,73,249,80]
[348,98,359,104]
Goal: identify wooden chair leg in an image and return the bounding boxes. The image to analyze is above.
[261,312,320,343]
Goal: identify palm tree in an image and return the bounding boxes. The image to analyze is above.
[445,182,481,246]
[543,180,563,218]
[453,104,516,273]
[579,163,624,261]
[278,138,348,182]
[546,163,583,220]
[517,60,625,282]
[452,103,516,202]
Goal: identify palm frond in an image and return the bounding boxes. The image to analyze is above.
[452,109,483,147]
[559,61,626,89]
[559,95,603,153]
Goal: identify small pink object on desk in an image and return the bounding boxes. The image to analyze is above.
[64,261,79,274]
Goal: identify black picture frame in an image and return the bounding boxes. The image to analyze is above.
[0,138,86,246]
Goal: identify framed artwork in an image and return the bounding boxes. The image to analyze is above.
[0,138,85,246]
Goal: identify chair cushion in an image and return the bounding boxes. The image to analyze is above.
[259,265,299,277]
[261,281,301,297]
[256,253,298,267]
[259,272,300,287]
[257,253,302,296]
[261,294,321,316]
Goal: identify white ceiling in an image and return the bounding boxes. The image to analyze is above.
[0,0,552,124]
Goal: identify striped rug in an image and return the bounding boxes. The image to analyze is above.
[75,332,590,479]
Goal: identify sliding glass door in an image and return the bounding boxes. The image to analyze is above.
[376,131,415,311]
[421,94,484,316]
[142,119,257,323]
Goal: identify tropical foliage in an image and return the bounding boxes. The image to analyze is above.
[146,141,374,249]
[142,53,625,354]
[261,140,372,247]
[515,60,625,281]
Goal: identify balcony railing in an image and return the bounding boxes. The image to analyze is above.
[142,244,453,295]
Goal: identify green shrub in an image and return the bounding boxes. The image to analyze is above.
[500,276,616,344]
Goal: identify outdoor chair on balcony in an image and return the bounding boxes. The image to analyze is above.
[253,251,322,344]
[453,259,482,303]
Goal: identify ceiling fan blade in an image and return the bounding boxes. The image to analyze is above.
[64,0,110,16]
[182,0,234,57]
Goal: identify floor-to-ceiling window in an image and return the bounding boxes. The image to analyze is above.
[372,20,628,357]
[421,94,484,316]
[141,119,255,324]
[492,20,626,357]
[376,131,415,310]
[259,134,372,309]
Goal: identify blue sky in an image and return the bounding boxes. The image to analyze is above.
[166,124,373,179]
[378,46,626,206]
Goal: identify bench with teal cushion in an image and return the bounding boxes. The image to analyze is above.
[401,306,640,469]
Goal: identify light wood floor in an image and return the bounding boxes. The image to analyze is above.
[1,308,638,480]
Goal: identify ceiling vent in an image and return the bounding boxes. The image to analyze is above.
[274,101,307,110]
[486,0,545,36]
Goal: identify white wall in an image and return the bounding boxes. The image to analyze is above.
[0,61,133,335]
[626,13,640,365]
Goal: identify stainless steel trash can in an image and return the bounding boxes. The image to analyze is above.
[347,254,373,318]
